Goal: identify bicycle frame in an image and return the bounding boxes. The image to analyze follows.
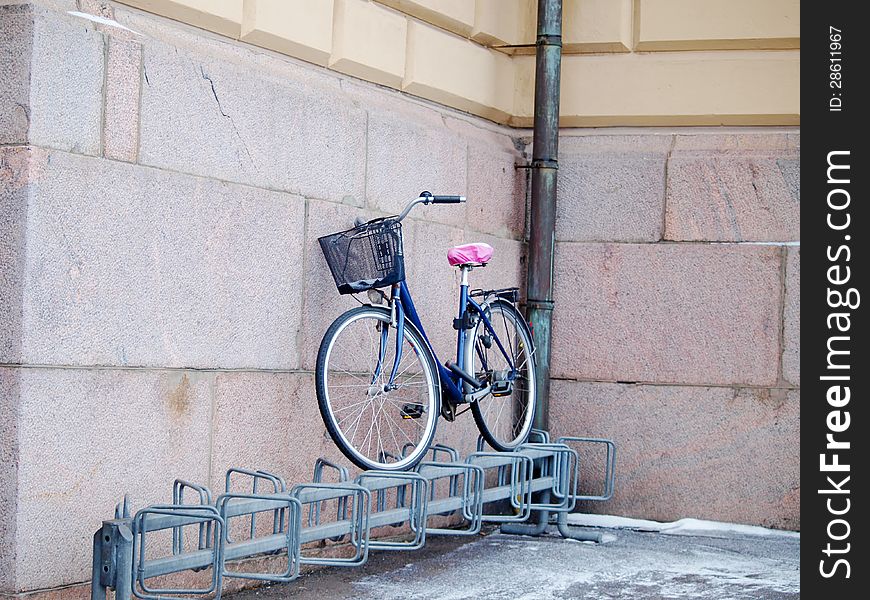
[373,268,518,407]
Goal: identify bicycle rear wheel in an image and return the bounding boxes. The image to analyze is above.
[467,299,536,451]
[316,306,440,471]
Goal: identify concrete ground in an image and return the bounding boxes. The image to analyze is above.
[228,526,800,599]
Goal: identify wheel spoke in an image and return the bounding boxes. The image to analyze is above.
[470,303,536,449]
[318,309,437,470]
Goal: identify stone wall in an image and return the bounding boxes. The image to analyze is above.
[1,0,798,595]
[547,131,800,530]
[0,1,521,592]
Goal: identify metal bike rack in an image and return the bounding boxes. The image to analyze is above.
[91,430,616,600]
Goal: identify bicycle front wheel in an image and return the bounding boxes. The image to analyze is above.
[467,299,537,451]
[316,306,440,471]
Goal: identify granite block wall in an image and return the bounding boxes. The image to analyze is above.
[0,1,516,591]
[548,131,800,530]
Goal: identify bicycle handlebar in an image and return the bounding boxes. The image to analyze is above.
[394,191,466,222]
[430,195,465,204]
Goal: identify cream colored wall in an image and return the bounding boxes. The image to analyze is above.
[117,0,800,126]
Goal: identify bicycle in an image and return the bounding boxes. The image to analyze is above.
[315,192,537,471]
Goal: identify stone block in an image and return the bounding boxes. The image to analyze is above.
[10,366,212,588]
[0,369,20,592]
[299,198,376,371]
[636,0,800,51]
[556,135,670,242]
[73,1,138,40]
[241,0,333,67]
[0,4,32,146]
[783,247,799,386]
[377,0,475,37]
[563,0,632,53]
[2,4,104,154]
[665,148,800,241]
[121,0,243,38]
[777,157,800,203]
[671,132,798,153]
[516,0,634,53]
[15,148,306,370]
[403,20,515,121]
[552,242,782,386]
[402,219,466,360]
[466,137,526,240]
[0,146,36,364]
[549,380,800,530]
[330,0,407,89]
[366,110,467,228]
[209,372,336,492]
[472,0,523,47]
[467,234,525,296]
[138,39,366,202]
[512,51,800,127]
[77,0,115,19]
[103,37,143,162]
[558,133,675,155]
[557,156,665,242]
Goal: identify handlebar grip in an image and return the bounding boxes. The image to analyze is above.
[430,195,466,204]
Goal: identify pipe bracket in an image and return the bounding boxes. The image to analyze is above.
[531,159,558,169]
[536,34,563,47]
[526,299,555,311]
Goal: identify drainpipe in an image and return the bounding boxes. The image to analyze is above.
[526,0,562,432]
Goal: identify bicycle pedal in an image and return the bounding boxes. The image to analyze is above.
[400,403,425,419]
[491,381,513,397]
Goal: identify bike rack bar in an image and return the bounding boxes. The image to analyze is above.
[217,493,302,582]
[93,437,616,598]
[528,428,551,444]
[355,471,428,550]
[408,444,462,516]
[224,468,287,543]
[518,443,578,512]
[132,505,225,600]
[416,461,484,535]
[172,480,214,555]
[310,458,350,541]
[556,436,617,502]
[466,452,533,523]
[292,483,371,567]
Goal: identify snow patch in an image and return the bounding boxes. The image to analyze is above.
[67,11,140,34]
[352,529,798,599]
[566,514,800,539]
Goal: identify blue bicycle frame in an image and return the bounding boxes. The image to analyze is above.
[374,273,518,407]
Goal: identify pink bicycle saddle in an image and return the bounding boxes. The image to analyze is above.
[447,242,494,266]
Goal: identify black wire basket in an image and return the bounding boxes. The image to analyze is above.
[318,218,405,295]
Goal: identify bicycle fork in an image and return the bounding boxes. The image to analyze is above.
[371,286,405,392]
